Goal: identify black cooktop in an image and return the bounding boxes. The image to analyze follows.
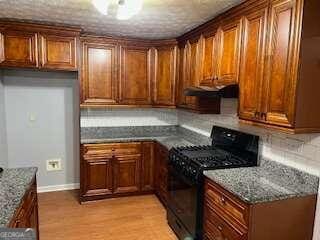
[174,145,253,169]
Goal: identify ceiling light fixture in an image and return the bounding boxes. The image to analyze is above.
[117,0,143,20]
[92,0,110,15]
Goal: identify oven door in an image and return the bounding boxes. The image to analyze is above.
[167,165,200,239]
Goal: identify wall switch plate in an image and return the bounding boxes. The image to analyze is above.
[46,159,62,171]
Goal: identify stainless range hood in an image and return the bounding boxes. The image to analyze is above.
[184,84,238,98]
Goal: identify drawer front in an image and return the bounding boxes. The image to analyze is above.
[205,179,248,227]
[204,204,247,240]
[82,142,142,159]
[82,144,114,158]
[112,142,142,156]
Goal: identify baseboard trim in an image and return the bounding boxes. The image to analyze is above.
[37,183,80,193]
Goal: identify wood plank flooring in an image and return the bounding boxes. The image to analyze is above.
[38,190,177,240]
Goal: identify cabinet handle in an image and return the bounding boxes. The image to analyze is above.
[221,196,226,204]
[218,225,223,231]
[261,112,267,120]
[254,111,260,118]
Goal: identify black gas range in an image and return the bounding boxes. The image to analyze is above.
[167,126,259,240]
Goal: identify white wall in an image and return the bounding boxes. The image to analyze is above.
[0,70,8,167]
[3,70,79,188]
[81,108,178,127]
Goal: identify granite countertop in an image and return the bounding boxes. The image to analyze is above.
[204,159,319,204]
[0,167,37,227]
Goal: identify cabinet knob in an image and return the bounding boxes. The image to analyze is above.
[221,196,226,204]
[218,225,223,231]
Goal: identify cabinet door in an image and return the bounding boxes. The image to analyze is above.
[200,32,218,87]
[39,34,77,70]
[141,142,155,192]
[262,0,299,127]
[186,39,200,107]
[216,19,242,85]
[81,42,118,105]
[154,46,177,106]
[239,7,268,121]
[113,155,141,194]
[119,46,152,105]
[83,158,113,197]
[177,43,189,106]
[0,30,38,68]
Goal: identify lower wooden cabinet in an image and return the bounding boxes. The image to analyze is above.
[204,178,317,240]
[80,141,160,202]
[154,142,169,206]
[113,155,141,194]
[9,178,39,240]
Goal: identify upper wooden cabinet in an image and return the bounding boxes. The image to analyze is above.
[39,34,77,70]
[0,22,80,71]
[0,30,38,68]
[239,5,268,121]
[153,46,177,106]
[81,39,118,106]
[119,45,152,105]
[177,43,189,107]
[199,31,218,87]
[215,18,242,85]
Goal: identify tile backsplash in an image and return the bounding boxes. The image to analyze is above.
[80,99,320,176]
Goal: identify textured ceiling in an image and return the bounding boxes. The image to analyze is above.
[0,0,243,39]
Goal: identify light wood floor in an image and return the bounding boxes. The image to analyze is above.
[38,190,178,240]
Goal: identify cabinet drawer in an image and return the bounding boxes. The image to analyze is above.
[112,142,142,156]
[204,203,247,240]
[205,179,248,227]
[82,142,142,159]
[82,144,114,158]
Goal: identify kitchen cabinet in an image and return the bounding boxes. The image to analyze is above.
[81,39,118,106]
[204,178,316,240]
[80,141,167,204]
[119,45,152,105]
[141,142,155,192]
[113,155,141,194]
[82,158,113,198]
[177,43,189,107]
[0,30,38,68]
[153,45,177,106]
[199,31,218,87]
[39,34,77,70]
[239,5,268,121]
[0,22,80,71]
[154,142,169,206]
[215,18,242,86]
[9,178,39,240]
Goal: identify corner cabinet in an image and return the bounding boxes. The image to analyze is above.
[81,38,118,106]
[119,45,152,105]
[153,45,177,106]
[80,142,156,202]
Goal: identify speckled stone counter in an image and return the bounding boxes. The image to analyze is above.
[204,159,319,204]
[81,125,210,149]
[0,167,37,227]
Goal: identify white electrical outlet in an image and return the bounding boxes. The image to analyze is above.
[46,159,62,171]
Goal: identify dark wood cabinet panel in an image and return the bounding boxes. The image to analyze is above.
[119,46,152,105]
[204,178,316,240]
[177,43,189,107]
[239,7,268,121]
[262,0,298,127]
[81,41,118,106]
[83,158,113,197]
[141,142,155,192]
[9,178,39,240]
[200,32,218,87]
[154,46,177,106]
[0,30,38,68]
[216,19,242,85]
[113,155,141,194]
[39,34,77,70]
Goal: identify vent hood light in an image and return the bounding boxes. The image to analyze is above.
[117,0,143,20]
[92,0,110,15]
